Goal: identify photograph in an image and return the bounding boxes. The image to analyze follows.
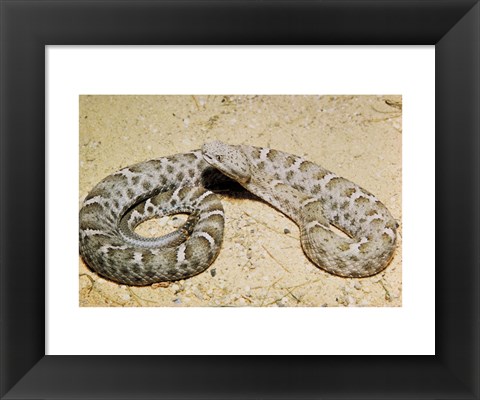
[79,95,402,307]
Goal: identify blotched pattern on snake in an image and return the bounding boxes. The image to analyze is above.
[79,141,397,285]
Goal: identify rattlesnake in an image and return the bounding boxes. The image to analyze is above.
[79,141,397,286]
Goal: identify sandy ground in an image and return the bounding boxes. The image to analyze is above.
[79,95,402,307]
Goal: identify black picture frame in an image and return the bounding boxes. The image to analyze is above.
[1,1,479,399]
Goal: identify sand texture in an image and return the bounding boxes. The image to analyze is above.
[79,95,402,307]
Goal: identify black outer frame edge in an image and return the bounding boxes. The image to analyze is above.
[0,1,479,399]
[437,2,480,396]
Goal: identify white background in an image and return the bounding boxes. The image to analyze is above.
[46,46,435,355]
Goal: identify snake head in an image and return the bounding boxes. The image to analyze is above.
[202,141,251,184]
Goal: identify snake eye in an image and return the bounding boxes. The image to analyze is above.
[216,155,223,162]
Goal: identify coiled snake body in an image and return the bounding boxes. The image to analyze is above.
[80,141,397,285]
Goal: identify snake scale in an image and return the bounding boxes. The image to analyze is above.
[79,141,398,286]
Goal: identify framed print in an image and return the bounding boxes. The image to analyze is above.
[1,1,479,400]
